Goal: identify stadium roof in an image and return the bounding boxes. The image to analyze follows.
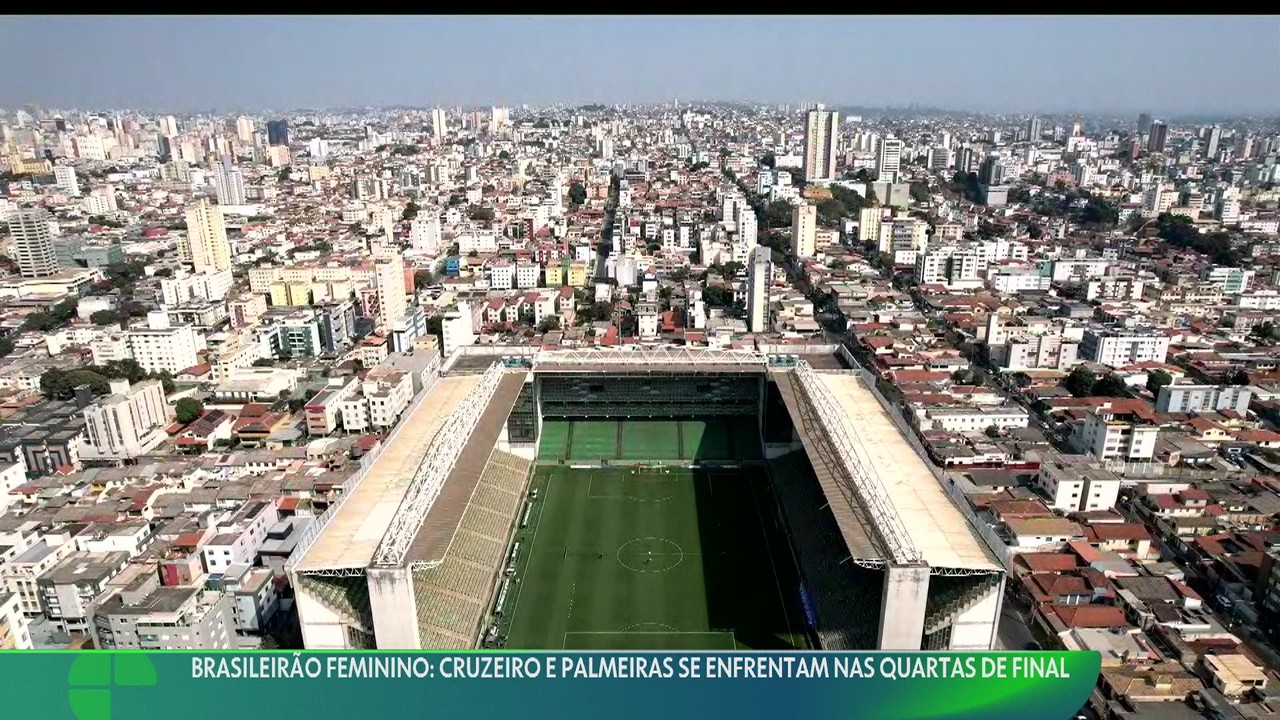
[814,373,1001,572]
[292,375,481,574]
[404,373,527,566]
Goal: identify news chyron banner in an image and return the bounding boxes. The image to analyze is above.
[4,650,1101,720]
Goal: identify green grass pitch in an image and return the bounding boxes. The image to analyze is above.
[500,461,810,650]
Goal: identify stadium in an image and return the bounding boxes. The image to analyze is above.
[286,346,1005,651]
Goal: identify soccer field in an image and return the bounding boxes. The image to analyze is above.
[501,465,809,650]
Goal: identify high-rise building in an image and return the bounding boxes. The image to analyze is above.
[746,245,773,333]
[235,116,254,144]
[1025,116,1042,142]
[802,109,839,182]
[1147,121,1168,153]
[10,208,59,278]
[159,115,179,137]
[213,158,246,205]
[183,198,232,273]
[373,243,407,330]
[266,119,289,147]
[1205,125,1222,159]
[81,379,170,462]
[53,165,79,196]
[978,155,1005,186]
[876,137,904,183]
[791,202,817,259]
[1137,113,1152,136]
[431,108,447,141]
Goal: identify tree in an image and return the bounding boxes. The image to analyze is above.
[21,312,60,332]
[760,152,776,169]
[761,200,793,229]
[909,182,930,204]
[984,425,1001,439]
[89,309,121,326]
[402,201,420,222]
[252,358,276,367]
[537,316,561,333]
[277,166,291,183]
[1225,369,1251,386]
[468,205,495,223]
[568,182,587,206]
[497,150,511,160]
[1249,322,1277,345]
[175,397,204,424]
[1146,369,1173,397]
[1064,366,1096,398]
[413,268,437,290]
[1094,374,1130,398]
[0,337,12,358]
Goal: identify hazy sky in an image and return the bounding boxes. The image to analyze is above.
[2,16,1277,115]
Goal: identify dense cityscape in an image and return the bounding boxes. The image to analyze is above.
[2,49,1280,720]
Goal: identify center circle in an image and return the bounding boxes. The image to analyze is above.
[617,537,684,573]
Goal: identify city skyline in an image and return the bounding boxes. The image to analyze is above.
[0,16,1277,116]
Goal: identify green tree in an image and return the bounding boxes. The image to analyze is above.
[537,316,561,333]
[21,312,59,332]
[413,268,437,290]
[277,166,291,182]
[1146,369,1173,397]
[402,201,420,222]
[984,425,1001,439]
[909,182,930,203]
[1094,374,1130,398]
[568,182,587,206]
[497,150,511,160]
[1249,321,1277,345]
[468,205,495,223]
[252,358,276,367]
[1225,369,1251,386]
[0,337,13,358]
[1064,366,1096,398]
[90,309,121,326]
[760,152,776,169]
[175,397,204,424]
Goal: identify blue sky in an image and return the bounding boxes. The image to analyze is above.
[1,16,1276,114]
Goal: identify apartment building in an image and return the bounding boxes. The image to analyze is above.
[1036,453,1122,513]
[38,551,131,635]
[1076,400,1161,462]
[201,500,279,575]
[1155,384,1252,415]
[80,379,170,463]
[91,565,235,650]
[1080,329,1170,367]
[0,593,31,649]
[125,313,203,374]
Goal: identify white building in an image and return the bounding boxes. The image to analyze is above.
[791,202,817,259]
[159,269,234,307]
[126,313,203,374]
[915,406,1029,434]
[1080,329,1170,367]
[1156,384,1252,415]
[1037,454,1122,513]
[80,379,170,463]
[183,198,232,274]
[802,109,839,183]
[373,243,407,330]
[746,245,773,333]
[1077,402,1160,461]
[877,137,904,183]
[441,301,477,358]
[54,165,80,196]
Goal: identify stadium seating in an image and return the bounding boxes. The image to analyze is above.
[411,451,533,648]
[768,451,883,650]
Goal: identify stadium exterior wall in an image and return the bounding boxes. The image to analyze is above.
[368,566,420,649]
[878,565,930,649]
[296,590,355,650]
